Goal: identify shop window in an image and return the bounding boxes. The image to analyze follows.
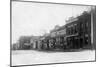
[85,37,88,45]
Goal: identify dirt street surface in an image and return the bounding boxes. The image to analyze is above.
[12,50,95,66]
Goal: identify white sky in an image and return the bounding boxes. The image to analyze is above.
[12,1,91,44]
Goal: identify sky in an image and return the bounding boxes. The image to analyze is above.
[12,1,91,44]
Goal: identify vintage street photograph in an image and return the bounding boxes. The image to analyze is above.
[11,0,96,66]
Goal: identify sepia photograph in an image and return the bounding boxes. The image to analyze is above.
[11,0,96,66]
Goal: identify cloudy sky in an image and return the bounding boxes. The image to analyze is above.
[12,1,91,44]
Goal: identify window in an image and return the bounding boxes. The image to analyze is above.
[80,23,84,33]
[86,22,88,27]
[85,22,88,33]
[75,25,77,34]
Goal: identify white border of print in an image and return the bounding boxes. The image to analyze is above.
[0,0,98,67]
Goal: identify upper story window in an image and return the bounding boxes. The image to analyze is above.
[86,22,88,27]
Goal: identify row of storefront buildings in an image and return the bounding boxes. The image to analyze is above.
[29,11,95,50]
[12,9,96,50]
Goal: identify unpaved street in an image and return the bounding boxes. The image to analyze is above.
[12,50,95,66]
